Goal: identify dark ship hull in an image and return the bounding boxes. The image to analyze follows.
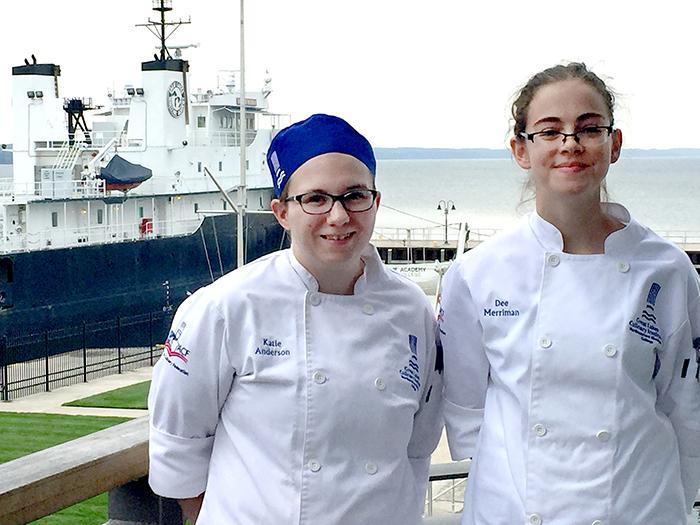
[0,213,285,341]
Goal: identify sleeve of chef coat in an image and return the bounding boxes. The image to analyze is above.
[439,260,489,460]
[407,304,444,501]
[656,270,700,512]
[148,288,235,499]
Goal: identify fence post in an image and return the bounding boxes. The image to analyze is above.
[82,321,87,383]
[149,312,154,366]
[117,316,122,374]
[44,331,50,392]
[1,335,8,402]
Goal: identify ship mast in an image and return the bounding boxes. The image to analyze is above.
[135,0,191,61]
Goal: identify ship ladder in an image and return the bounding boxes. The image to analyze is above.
[200,226,215,283]
[52,142,83,171]
[51,142,70,170]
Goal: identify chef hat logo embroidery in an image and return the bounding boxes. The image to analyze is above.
[399,335,421,391]
[628,282,663,346]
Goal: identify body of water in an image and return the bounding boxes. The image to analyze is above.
[375,156,700,238]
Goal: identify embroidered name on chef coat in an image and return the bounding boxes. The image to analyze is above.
[164,321,191,376]
[254,337,291,357]
[399,335,421,391]
[628,282,663,346]
[483,298,520,318]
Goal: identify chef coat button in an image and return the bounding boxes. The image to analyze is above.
[312,371,327,384]
[362,303,375,315]
[365,462,378,475]
[603,344,618,357]
[374,377,386,391]
[308,460,322,472]
[547,254,560,267]
[596,430,611,442]
[528,513,543,525]
[538,336,552,349]
[309,292,322,306]
[591,520,604,525]
[617,261,630,273]
[532,423,547,437]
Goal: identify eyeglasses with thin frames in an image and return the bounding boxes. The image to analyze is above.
[520,125,614,147]
[285,188,379,215]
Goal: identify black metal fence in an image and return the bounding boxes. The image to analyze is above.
[0,311,173,400]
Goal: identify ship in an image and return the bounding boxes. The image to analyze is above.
[0,1,286,342]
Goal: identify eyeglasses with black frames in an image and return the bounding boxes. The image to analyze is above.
[520,125,614,147]
[285,188,379,215]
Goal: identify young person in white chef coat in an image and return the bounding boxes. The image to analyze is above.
[440,63,700,525]
[148,113,443,524]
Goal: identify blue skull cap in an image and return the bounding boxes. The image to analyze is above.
[266,114,376,197]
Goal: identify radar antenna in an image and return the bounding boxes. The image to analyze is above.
[136,0,191,61]
[155,43,200,59]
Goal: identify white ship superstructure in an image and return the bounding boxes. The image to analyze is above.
[3,57,282,254]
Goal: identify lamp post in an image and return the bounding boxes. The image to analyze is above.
[437,200,456,244]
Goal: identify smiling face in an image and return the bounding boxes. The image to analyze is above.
[271,152,380,286]
[511,78,622,209]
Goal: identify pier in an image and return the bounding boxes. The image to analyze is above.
[373,225,700,273]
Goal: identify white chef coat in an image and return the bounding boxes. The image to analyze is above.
[148,245,443,525]
[440,203,700,525]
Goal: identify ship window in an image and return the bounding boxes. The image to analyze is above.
[198,161,202,173]
[194,203,199,213]
[139,206,144,218]
[223,200,227,210]
[197,116,206,128]
[51,212,58,228]
[97,209,104,224]
[218,161,223,172]
[246,160,249,170]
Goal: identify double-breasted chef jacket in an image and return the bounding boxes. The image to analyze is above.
[148,246,443,524]
[440,203,700,525]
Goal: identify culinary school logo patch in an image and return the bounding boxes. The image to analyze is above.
[628,282,663,345]
[163,321,190,376]
[399,334,421,391]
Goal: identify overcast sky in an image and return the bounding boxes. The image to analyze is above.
[2,0,699,149]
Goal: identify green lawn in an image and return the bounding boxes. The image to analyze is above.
[0,412,130,524]
[63,381,151,410]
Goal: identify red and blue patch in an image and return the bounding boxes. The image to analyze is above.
[163,321,191,375]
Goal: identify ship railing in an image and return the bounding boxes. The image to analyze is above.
[190,129,258,147]
[373,224,465,245]
[0,418,471,525]
[656,230,700,247]
[32,140,71,150]
[0,178,107,200]
[0,216,201,254]
[39,175,108,199]
[89,129,142,149]
[376,226,700,250]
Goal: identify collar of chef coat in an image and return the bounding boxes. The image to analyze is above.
[286,244,383,295]
[528,202,644,256]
